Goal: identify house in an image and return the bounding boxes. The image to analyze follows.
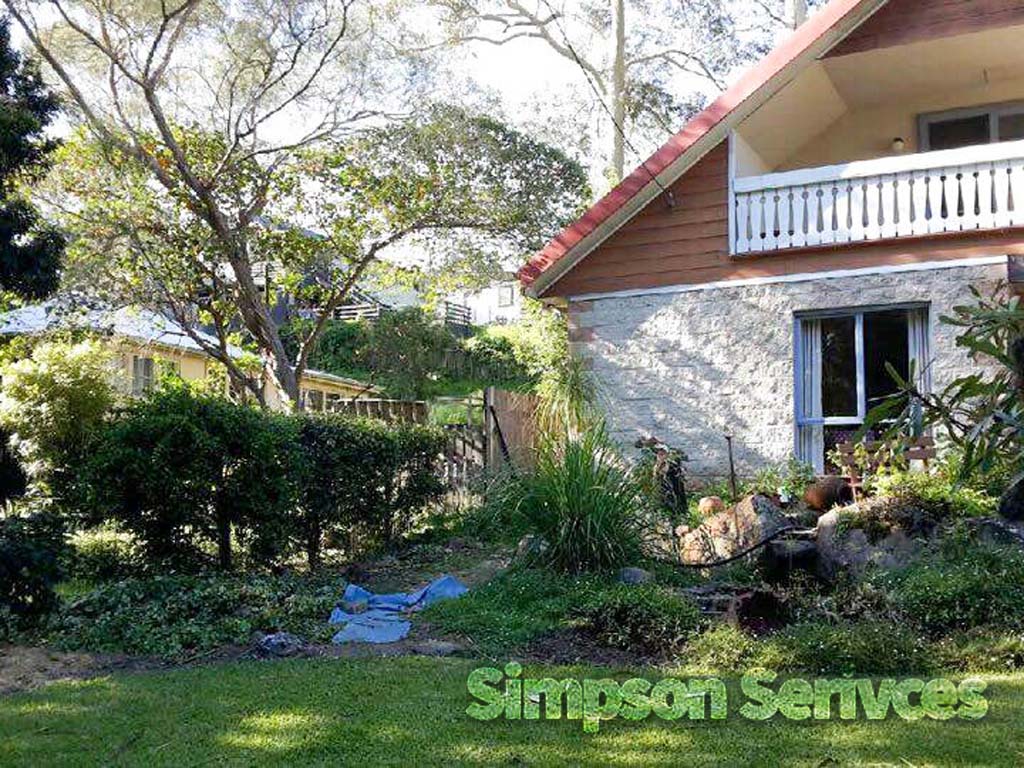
[449,276,524,326]
[519,0,1018,477]
[0,298,376,411]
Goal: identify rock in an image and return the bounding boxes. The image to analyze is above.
[408,639,463,657]
[617,567,652,585]
[514,534,548,562]
[677,494,788,565]
[698,496,726,517]
[255,631,304,657]
[815,508,923,580]
[803,476,853,512]
[966,516,1024,549]
[1000,475,1024,521]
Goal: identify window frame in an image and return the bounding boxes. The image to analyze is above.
[918,100,1024,151]
[794,303,930,471]
[131,355,155,396]
[497,283,515,308]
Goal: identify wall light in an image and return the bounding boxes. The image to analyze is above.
[891,137,906,153]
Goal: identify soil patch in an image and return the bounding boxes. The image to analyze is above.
[521,628,662,668]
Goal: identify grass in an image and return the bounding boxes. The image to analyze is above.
[421,569,605,655]
[2,656,1024,766]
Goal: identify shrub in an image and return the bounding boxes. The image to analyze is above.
[77,386,301,570]
[507,424,644,572]
[0,338,117,491]
[870,469,997,518]
[294,414,446,567]
[937,629,1024,672]
[761,620,933,675]
[0,508,65,633]
[747,457,816,502]
[48,573,346,658]
[458,333,529,385]
[66,526,144,582]
[576,583,703,654]
[876,542,1024,635]
[682,623,760,674]
[364,308,454,399]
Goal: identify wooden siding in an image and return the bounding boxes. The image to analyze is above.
[827,0,1024,58]
[548,137,1021,298]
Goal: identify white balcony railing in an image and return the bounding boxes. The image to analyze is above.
[732,139,1024,255]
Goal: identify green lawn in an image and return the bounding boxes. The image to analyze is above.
[1,657,1022,766]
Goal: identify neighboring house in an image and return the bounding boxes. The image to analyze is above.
[450,276,524,326]
[0,298,376,411]
[520,0,1018,477]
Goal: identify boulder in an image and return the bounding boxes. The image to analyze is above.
[677,494,788,565]
[965,516,1024,549]
[254,631,304,657]
[815,508,923,579]
[803,476,853,512]
[617,567,652,585]
[999,474,1024,521]
[697,496,726,517]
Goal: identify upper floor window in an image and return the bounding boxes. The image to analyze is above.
[920,102,1024,151]
[498,284,515,308]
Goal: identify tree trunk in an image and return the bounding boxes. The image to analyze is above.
[306,517,322,572]
[216,512,232,570]
[609,0,627,184]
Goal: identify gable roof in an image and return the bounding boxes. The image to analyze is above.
[518,0,890,298]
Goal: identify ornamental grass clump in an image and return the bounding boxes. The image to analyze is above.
[508,424,644,573]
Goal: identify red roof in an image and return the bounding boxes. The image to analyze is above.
[517,0,877,293]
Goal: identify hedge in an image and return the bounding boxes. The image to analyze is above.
[70,386,447,572]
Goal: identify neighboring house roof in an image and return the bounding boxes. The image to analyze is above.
[302,369,376,392]
[0,297,243,357]
[0,296,375,391]
[517,0,888,297]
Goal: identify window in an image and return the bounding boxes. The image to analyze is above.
[131,356,155,396]
[920,102,1024,151]
[498,284,515,308]
[305,389,324,411]
[795,306,930,472]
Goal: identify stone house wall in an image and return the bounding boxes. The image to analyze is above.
[567,260,1006,480]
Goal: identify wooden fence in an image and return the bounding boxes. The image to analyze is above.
[323,388,538,488]
[484,387,539,473]
[327,398,428,423]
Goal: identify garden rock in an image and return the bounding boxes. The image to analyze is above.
[697,496,725,517]
[617,567,652,585]
[407,639,463,657]
[966,516,1024,549]
[999,475,1024,521]
[515,534,548,563]
[677,494,788,565]
[254,631,305,657]
[815,508,923,579]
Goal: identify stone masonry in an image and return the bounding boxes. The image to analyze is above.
[567,261,1006,479]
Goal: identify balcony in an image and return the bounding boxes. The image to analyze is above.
[731,139,1024,255]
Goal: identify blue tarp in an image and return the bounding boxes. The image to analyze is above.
[329,574,468,644]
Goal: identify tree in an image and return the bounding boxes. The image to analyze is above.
[431,0,792,184]
[8,0,589,407]
[0,16,63,299]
